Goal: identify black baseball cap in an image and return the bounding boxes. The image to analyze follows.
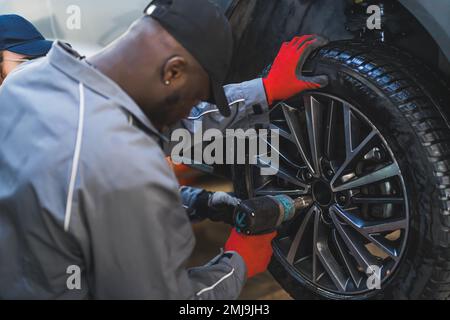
[144,0,233,117]
[0,15,52,57]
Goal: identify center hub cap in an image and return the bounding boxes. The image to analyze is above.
[313,180,333,206]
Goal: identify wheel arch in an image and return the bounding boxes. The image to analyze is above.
[223,0,450,82]
[399,0,450,65]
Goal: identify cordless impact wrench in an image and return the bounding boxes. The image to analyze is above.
[233,195,313,235]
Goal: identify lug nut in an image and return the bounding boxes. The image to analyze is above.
[327,169,334,178]
[365,147,384,162]
[375,151,383,161]
[337,195,347,205]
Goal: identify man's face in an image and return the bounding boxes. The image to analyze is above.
[0,50,30,85]
[169,68,211,121]
[148,62,211,129]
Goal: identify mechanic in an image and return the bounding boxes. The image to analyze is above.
[0,0,327,299]
[0,14,52,85]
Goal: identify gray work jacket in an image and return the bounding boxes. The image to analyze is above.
[0,41,269,300]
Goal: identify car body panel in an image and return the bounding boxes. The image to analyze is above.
[399,0,450,63]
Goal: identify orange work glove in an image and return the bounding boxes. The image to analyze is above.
[224,228,277,278]
[263,35,329,106]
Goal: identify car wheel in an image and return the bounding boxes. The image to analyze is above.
[233,41,450,299]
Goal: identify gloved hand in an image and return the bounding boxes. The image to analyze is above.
[208,192,241,224]
[195,191,241,225]
[263,35,329,106]
[225,228,277,278]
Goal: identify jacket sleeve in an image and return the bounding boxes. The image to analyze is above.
[179,186,208,222]
[163,78,270,155]
[78,142,246,300]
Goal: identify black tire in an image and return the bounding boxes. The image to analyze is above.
[233,41,450,299]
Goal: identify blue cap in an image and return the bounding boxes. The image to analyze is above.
[0,14,52,57]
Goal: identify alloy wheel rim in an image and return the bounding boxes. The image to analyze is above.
[247,93,409,295]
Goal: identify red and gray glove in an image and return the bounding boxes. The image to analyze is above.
[263,35,329,106]
[225,228,277,279]
[192,190,240,225]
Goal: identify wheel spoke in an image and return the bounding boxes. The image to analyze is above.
[369,235,402,259]
[256,156,310,190]
[332,205,407,235]
[287,205,317,264]
[352,195,405,205]
[343,103,354,157]
[269,123,292,142]
[315,215,349,292]
[282,103,315,174]
[331,205,404,260]
[333,163,401,192]
[312,210,320,282]
[325,100,338,159]
[304,95,325,177]
[258,135,305,170]
[332,230,364,288]
[330,208,380,272]
[331,130,378,188]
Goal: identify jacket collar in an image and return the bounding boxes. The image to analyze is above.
[47,41,163,139]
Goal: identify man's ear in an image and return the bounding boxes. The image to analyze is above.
[0,51,5,84]
[162,56,187,85]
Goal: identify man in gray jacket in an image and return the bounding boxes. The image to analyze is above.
[0,0,327,299]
